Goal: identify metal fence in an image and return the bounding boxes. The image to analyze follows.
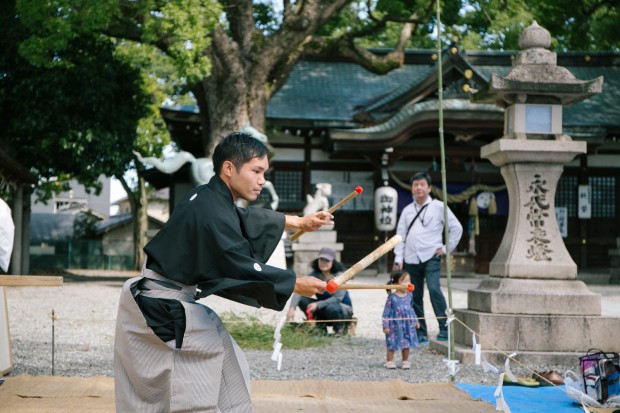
[30,240,134,271]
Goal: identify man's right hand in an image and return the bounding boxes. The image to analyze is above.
[294,276,326,297]
[392,262,403,271]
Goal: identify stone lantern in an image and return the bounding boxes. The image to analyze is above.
[447,22,619,364]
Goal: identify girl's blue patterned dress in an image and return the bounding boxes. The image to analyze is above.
[382,292,419,350]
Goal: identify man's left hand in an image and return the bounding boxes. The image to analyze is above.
[286,211,334,231]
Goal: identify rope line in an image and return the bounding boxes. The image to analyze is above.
[451,315,595,409]
[43,311,598,410]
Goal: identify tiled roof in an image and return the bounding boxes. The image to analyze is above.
[266,54,619,132]
[564,66,620,126]
[266,61,435,123]
[162,50,620,134]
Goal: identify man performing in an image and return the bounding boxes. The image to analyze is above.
[392,172,462,344]
[114,132,332,412]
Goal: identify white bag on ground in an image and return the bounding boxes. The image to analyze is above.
[564,370,603,409]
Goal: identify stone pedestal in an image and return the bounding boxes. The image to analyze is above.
[432,22,618,365]
[482,140,585,279]
[291,230,343,276]
[434,139,620,364]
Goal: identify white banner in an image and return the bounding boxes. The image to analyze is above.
[578,185,591,219]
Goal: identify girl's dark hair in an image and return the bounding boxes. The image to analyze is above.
[386,270,409,294]
[310,258,346,274]
[212,132,269,174]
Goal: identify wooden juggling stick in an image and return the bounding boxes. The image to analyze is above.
[326,234,402,293]
[337,283,414,292]
[290,186,363,242]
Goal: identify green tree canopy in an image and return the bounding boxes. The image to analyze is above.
[9,0,620,166]
[457,0,619,51]
[0,1,151,198]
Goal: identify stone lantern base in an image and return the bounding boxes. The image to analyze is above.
[431,140,620,365]
[433,310,620,366]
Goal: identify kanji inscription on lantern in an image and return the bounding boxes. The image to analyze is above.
[379,194,394,226]
[524,174,553,261]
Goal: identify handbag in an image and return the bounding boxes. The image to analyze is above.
[579,349,620,403]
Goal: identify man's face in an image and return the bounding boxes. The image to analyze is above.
[411,178,431,203]
[228,156,268,202]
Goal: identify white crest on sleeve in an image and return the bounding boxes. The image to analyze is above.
[190,194,197,201]
[253,263,262,272]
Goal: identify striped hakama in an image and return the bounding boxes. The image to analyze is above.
[114,268,252,412]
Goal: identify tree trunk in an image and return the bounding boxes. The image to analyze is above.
[199,28,270,155]
[118,172,147,271]
[134,176,148,270]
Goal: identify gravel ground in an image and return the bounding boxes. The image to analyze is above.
[3,272,589,384]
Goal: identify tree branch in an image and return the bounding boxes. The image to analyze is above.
[244,0,350,97]
[225,0,257,55]
[303,36,404,75]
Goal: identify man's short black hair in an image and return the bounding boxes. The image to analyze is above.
[212,132,270,174]
[410,171,432,186]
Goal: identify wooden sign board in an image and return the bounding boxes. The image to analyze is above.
[0,275,62,375]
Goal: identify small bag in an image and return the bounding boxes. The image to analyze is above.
[579,349,620,403]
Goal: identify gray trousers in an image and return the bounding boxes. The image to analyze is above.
[114,269,252,412]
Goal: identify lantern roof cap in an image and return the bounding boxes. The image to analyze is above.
[472,22,603,107]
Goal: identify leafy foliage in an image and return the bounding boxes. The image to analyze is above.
[1,3,151,198]
[458,0,620,51]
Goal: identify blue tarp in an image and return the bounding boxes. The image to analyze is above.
[457,383,584,413]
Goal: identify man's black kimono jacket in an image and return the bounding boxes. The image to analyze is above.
[144,174,296,311]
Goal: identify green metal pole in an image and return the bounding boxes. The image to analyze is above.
[435,0,455,381]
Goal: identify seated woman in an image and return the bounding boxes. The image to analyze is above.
[287,247,353,336]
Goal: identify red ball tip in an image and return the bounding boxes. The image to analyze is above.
[355,186,363,194]
[407,283,414,292]
[326,280,339,293]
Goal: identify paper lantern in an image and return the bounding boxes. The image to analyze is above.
[374,186,398,231]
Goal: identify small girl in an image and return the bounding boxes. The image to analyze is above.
[382,270,420,369]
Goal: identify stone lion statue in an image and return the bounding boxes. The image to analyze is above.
[303,183,331,216]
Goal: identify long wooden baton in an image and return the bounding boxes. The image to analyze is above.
[326,234,402,293]
[290,186,363,242]
[338,283,414,292]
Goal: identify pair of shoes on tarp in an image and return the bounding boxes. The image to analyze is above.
[532,370,565,386]
[503,375,541,387]
[418,335,428,345]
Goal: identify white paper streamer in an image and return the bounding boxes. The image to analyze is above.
[277,352,283,371]
[482,360,499,373]
[273,316,285,342]
[271,342,282,361]
[471,333,481,365]
[494,373,512,413]
[504,352,518,383]
[445,308,455,326]
[443,359,460,376]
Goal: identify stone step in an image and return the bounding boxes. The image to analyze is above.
[431,339,588,367]
[452,309,620,353]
